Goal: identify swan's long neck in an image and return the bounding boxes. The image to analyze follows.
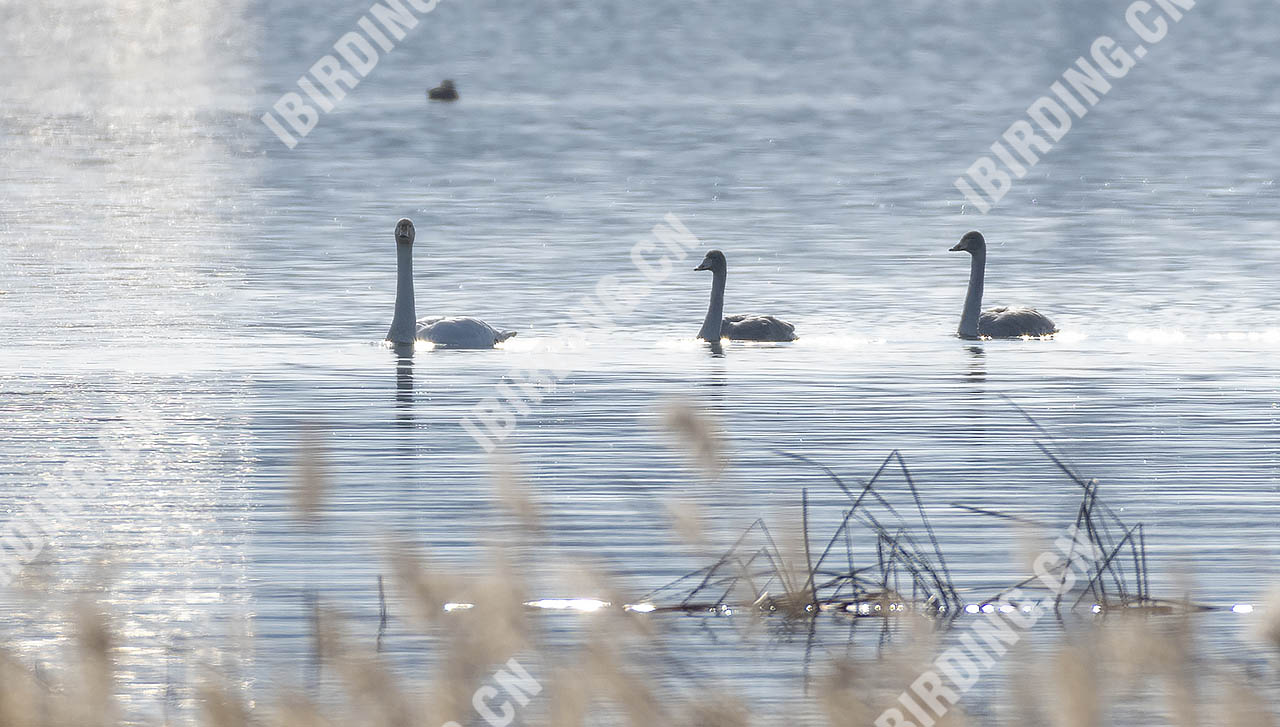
[387,243,417,343]
[698,268,726,341]
[958,249,985,338]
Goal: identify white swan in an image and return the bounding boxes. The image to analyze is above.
[386,218,516,349]
[950,231,1056,339]
[694,250,797,342]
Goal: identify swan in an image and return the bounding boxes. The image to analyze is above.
[428,80,458,101]
[949,231,1056,339]
[386,218,516,349]
[694,250,797,342]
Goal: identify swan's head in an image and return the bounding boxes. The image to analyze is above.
[441,79,456,89]
[395,218,415,246]
[694,250,727,272]
[950,230,986,254]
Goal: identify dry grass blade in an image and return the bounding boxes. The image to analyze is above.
[293,425,329,521]
[492,452,543,534]
[1257,585,1280,650]
[2,402,1274,726]
[661,401,725,477]
[663,497,708,547]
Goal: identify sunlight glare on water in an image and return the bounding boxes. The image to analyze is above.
[1,0,1279,721]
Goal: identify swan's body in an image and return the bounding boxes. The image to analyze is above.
[720,313,797,341]
[428,80,458,101]
[694,250,797,342]
[416,316,516,348]
[386,219,515,349]
[973,307,1056,338]
[950,231,1056,339]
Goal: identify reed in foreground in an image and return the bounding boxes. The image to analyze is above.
[1,407,1276,725]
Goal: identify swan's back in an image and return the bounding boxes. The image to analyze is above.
[978,307,1056,338]
[417,316,516,349]
[723,314,798,342]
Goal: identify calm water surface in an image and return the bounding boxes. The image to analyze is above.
[1,0,1278,721]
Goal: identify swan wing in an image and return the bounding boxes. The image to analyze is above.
[978,307,1057,338]
[416,316,516,349]
[722,314,798,342]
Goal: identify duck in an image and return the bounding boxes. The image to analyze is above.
[386,218,516,348]
[949,231,1056,339]
[694,250,797,342]
[427,80,458,101]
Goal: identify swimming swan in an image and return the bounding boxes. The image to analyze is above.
[386,218,516,348]
[694,250,797,342]
[950,231,1056,339]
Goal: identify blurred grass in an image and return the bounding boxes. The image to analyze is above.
[1,407,1277,725]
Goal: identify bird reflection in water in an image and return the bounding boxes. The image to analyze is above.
[702,351,727,395]
[392,344,414,427]
[965,345,986,384]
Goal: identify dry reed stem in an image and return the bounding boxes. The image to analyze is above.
[545,665,591,727]
[2,411,1276,726]
[491,452,543,534]
[292,425,329,521]
[1257,585,1280,650]
[664,497,708,548]
[662,401,725,478]
[1219,677,1277,727]
[71,600,117,727]
[1049,643,1101,727]
[0,648,41,727]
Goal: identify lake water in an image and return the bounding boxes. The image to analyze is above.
[2,0,1278,722]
